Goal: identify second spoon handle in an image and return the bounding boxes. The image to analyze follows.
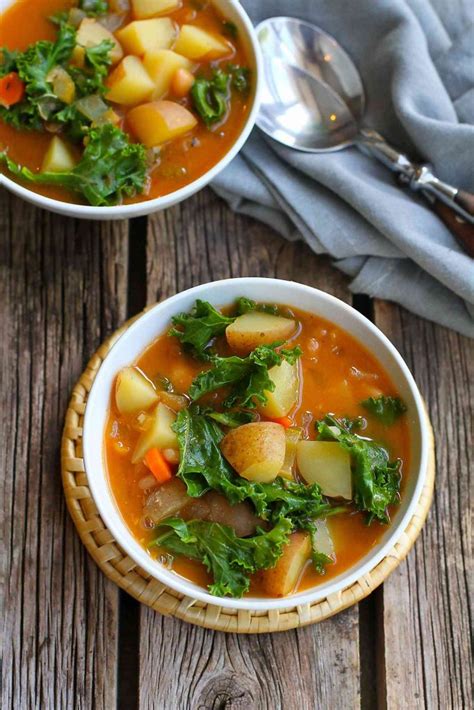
[356,128,474,256]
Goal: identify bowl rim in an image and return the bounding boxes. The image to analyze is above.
[83,277,430,610]
[0,0,262,219]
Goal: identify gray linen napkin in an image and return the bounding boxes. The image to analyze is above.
[212,0,474,337]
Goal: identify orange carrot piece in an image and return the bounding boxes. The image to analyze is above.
[268,416,293,428]
[144,447,173,484]
[0,72,25,108]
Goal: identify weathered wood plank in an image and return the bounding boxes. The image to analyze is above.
[140,188,361,710]
[374,301,473,709]
[0,191,128,709]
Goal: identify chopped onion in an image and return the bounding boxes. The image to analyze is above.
[68,8,86,27]
[109,0,131,12]
[99,13,126,32]
[76,94,108,121]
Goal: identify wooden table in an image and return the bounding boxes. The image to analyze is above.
[1,186,472,709]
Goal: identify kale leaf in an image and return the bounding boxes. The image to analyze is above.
[317,414,401,524]
[152,517,292,597]
[204,408,256,428]
[169,299,234,358]
[235,297,281,316]
[79,0,109,15]
[191,69,229,124]
[191,65,250,125]
[0,124,147,206]
[188,343,302,408]
[361,395,407,425]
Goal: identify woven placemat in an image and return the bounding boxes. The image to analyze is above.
[61,311,435,634]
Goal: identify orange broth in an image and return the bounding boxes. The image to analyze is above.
[0,0,252,203]
[105,305,410,597]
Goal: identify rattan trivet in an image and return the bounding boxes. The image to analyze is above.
[61,311,435,633]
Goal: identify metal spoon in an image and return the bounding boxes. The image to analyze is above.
[256,16,474,254]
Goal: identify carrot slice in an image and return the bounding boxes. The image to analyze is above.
[144,447,173,484]
[268,416,293,428]
[0,72,25,108]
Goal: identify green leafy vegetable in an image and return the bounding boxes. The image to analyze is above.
[317,415,401,524]
[169,299,234,358]
[173,407,342,526]
[228,63,250,93]
[0,124,147,206]
[191,69,229,125]
[311,549,333,575]
[222,20,238,38]
[191,65,251,125]
[0,48,19,76]
[79,0,109,16]
[361,395,407,425]
[188,343,302,408]
[152,517,292,597]
[204,408,256,428]
[235,297,280,316]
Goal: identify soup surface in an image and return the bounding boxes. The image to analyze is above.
[0,0,252,205]
[105,297,410,599]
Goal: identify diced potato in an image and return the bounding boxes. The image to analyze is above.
[296,441,352,499]
[312,519,335,558]
[132,403,178,463]
[173,24,230,60]
[127,100,197,146]
[70,45,86,68]
[220,422,286,483]
[131,0,179,19]
[279,427,302,481]
[41,137,76,173]
[143,49,193,99]
[226,311,296,354]
[106,55,155,105]
[258,532,311,596]
[257,360,299,418]
[116,18,176,55]
[76,18,124,64]
[115,366,158,415]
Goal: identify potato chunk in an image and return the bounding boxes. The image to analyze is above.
[143,49,193,99]
[132,403,178,463]
[115,366,158,415]
[258,532,311,596]
[173,24,230,60]
[116,18,176,55]
[76,18,124,64]
[257,360,299,418]
[279,427,302,481]
[127,100,197,146]
[106,55,155,105]
[41,137,76,173]
[220,422,286,483]
[131,0,179,19]
[226,311,296,354]
[296,441,352,499]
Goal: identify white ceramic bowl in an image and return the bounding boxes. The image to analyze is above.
[0,0,262,220]
[83,278,429,610]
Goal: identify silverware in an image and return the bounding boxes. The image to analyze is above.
[256,16,474,255]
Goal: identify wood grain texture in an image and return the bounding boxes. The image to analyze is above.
[141,188,361,710]
[374,301,473,710]
[0,190,128,709]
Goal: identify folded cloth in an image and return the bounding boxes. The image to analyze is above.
[212,0,474,337]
